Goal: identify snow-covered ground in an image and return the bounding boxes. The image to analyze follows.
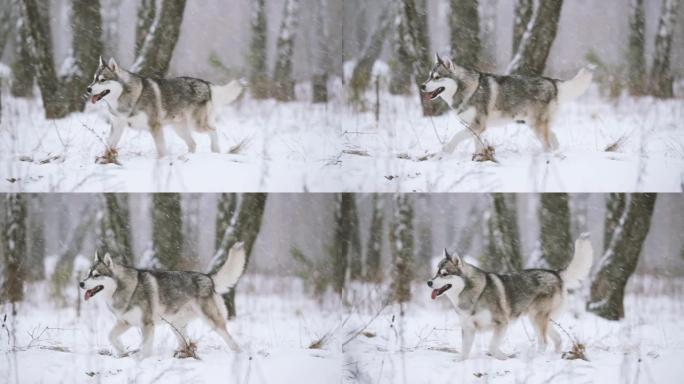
[342,276,684,384]
[1,83,683,192]
[0,274,344,384]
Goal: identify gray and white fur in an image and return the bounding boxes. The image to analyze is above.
[427,235,593,360]
[421,54,592,156]
[87,57,243,158]
[79,242,247,358]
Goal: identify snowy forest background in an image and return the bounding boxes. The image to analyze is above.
[1,193,683,383]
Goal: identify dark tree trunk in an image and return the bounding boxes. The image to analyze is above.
[272,0,301,101]
[512,0,533,57]
[215,193,237,250]
[2,194,27,305]
[212,194,267,319]
[10,0,34,98]
[0,0,11,55]
[648,0,681,98]
[365,194,384,282]
[626,0,646,95]
[507,0,563,76]
[484,194,522,272]
[132,0,187,78]
[96,194,132,265]
[539,193,573,270]
[248,0,269,99]
[603,193,626,253]
[400,0,447,116]
[588,193,657,320]
[63,0,104,113]
[312,0,330,103]
[391,194,414,304]
[450,0,480,69]
[18,0,65,117]
[25,194,45,281]
[349,4,393,104]
[152,193,184,270]
[135,0,156,56]
[331,193,353,295]
[389,4,413,96]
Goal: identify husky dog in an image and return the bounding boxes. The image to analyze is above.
[87,57,243,159]
[79,242,247,358]
[420,54,592,157]
[427,235,593,360]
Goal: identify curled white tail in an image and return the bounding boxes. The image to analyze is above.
[557,67,592,103]
[211,80,243,107]
[210,242,247,294]
[560,233,593,289]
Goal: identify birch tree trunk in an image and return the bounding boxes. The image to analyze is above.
[50,207,93,303]
[512,0,533,57]
[25,194,45,281]
[389,4,413,95]
[450,0,480,69]
[211,193,267,319]
[507,0,563,76]
[627,0,646,95]
[132,0,187,78]
[484,194,522,272]
[248,0,269,99]
[331,193,353,295]
[603,193,626,253]
[10,0,34,98]
[391,194,414,305]
[350,4,393,103]
[648,0,681,98]
[588,193,657,320]
[348,195,363,280]
[272,0,301,101]
[96,194,132,265]
[135,0,156,56]
[538,193,573,270]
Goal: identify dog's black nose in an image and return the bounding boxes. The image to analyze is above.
[86,87,92,93]
[79,282,85,288]
[427,280,433,287]
[420,84,426,91]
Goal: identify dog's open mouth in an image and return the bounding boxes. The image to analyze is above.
[91,90,110,104]
[84,285,104,301]
[424,87,445,101]
[431,284,452,300]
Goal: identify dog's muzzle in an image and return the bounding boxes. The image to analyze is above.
[90,89,110,104]
[430,284,452,300]
[82,284,104,301]
[422,86,445,101]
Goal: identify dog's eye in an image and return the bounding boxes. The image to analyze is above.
[92,273,100,278]
[433,75,441,80]
[440,271,448,277]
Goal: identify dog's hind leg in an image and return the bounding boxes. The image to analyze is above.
[532,117,558,152]
[533,313,550,352]
[488,324,511,360]
[173,123,197,153]
[108,320,131,355]
[200,298,241,352]
[208,130,220,153]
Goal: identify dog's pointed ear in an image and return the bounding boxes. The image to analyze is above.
[99,56,106,68]
[103,252,114,267]
[94,251,101,262]
[443,248,452,261]
[442,56,454,71]
[452,250,464,267]
[435,52,443,65]
[108,58,119,73]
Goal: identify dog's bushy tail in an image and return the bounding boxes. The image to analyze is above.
[211,80,243,107]
[560,233,594,289]
[209,242,247,294]
[558,67,593,103]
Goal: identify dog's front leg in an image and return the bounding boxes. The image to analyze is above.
[141,323,155,357]
[106,118,126,150]
[441,129,472,155]
[149,122,166,158]
[458,326,476,361]
[108,321,130,356]
[488,324,511,360]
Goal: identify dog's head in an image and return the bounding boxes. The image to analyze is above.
[79,252,118,301]
[427,248,466,300]
[86,57,124,105]
[420,53,459,104]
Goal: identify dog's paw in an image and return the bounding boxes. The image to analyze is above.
[95,148,121,165]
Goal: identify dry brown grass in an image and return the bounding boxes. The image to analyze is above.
[95,147,121,165]
[472,144,498,163]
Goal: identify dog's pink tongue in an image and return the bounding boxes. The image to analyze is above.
[84,289,93,301]
[91,95,98,104]
[431,289,439,300]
